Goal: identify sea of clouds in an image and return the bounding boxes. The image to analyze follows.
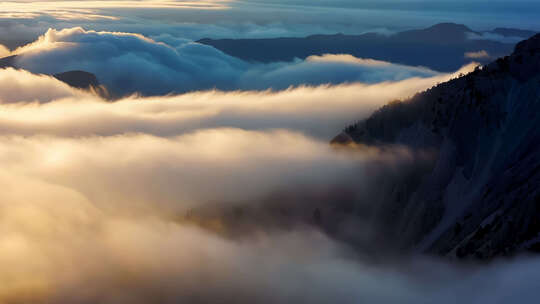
[0,24,539,303]
[4,27,446,96]
[1,0,539,52]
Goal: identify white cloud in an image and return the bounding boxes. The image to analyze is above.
[0,131,539,304]
[0,67,91,103]
[0,63,476,138]
[0,18,535,303]
[0,57,537,304]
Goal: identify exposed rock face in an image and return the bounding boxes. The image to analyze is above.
[334,34,540,259]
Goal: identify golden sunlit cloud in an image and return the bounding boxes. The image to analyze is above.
[305,54,438,74]
[464,50,491,59]
[0,64,536,304]
[0,0,538,302]
[0,44,10,57]
[10,27,156,56]
[0,64,477,138]
[0,1,231,21]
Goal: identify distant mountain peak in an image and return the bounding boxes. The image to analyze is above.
[426,23,474,33]
[0,55,108,96]
[0,55,17,69]
[198,23,517,71]
[53,70,100,90]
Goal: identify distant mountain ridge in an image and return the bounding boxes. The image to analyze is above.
[491,28,537,38]
[199,23,537,72]
[0,55,17,69]
[53,70,100,89]
[333,33,540,259]
[0,55,109,98]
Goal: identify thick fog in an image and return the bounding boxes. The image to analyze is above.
[1,3,539,302]
[0,61,539,303]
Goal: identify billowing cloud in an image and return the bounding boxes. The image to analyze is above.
[0,112,539,304]
[2,150,540,304]
[0,57,539,304]
[0,68,92,103]
[9,27,470,96]
[0,67,428,302]
[1,130,387,214]
[0,63,476,138]
[0,14,537,302]
[0,44,10,57]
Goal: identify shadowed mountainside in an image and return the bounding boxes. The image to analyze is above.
[333,33,540,259]
[199,23,536,72]
[53,70,100,89]
[1,55,109,98]
[0,55,17,69]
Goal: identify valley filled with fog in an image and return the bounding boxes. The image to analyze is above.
[0,1,539,303]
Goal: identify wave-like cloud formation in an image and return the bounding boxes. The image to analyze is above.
[9,27,450,96]
[0,94,539,304]
[0,53,537,302]
[2,157,540,304]
[3,136,539,304]
[0,63,476,138]
[0,68,91,103]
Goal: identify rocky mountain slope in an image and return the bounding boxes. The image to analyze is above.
[198,23,533,71]
[333,34,540,259]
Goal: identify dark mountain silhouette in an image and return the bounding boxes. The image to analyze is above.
[0,38,31,51]
[333,33,540,259]
[53,70,100,89]
[1,55,109,98]
[198,23,537,72]
[491,28,537,38]
[0,55,17,69]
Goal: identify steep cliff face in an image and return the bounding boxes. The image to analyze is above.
[334,34,540,259]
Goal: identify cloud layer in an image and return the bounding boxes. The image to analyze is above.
[0,68,90,103]
[0,62,424,303]
[0,68,540,303]
[0,106,539,304]
[3,150,540,304]
[0,44,9,57]
[1,24,538,303]
[7,27,469,96]
[0,0,538,49]
[0,63,476,138]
